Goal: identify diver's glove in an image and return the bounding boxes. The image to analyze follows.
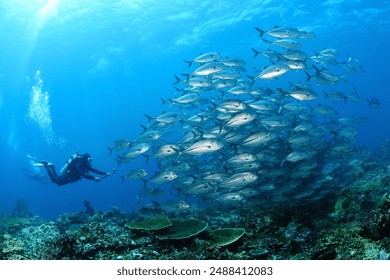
[94,177,101,182]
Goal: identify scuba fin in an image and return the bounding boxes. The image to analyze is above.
[27,154,40,163]
[27,154,50,167]
[27,154,46,165]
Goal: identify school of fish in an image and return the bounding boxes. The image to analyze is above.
[109,25,368,213]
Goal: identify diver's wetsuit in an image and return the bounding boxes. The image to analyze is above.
[44,154,107,186]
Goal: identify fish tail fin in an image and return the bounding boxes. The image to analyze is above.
[121,176,125,183]
[276,87,287,95]
[304,71,312,82]
[160,97,167,105]
[312,64,321,72]
[115,156,122,167]
[210,100,218,109]
[366,98,372,107]
[288,81,295,88]
[323,90,329,99]
[140,125,147,133]
[174,86,183,92]
[143,154,150,164]
[212,185,219,199]
[280,159,286,167]
[181,73,190,83]
[141,179,147,188]
[172,186,183,196]
[217,89,226,98]
[254,27,265,37]
[144,114,154,122]
[251,48,261,58]
[261,38,270,48]
[107,146,113,156]
[346,54,364,72]
[246,75,256,85]
[342,94,348,104]
[184,60,193,68]
[173,75,181,85]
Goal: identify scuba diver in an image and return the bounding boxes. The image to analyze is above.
[28,153,113,186]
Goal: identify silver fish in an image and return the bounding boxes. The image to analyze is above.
[312,104,337,116]
[184,181,214,195]
[285,151,311,162]
[153,144,179,158]
[142,186,165,197]
[158,200,190,213]
[281,50,308,61]
[224,131,250,144]
[220,172,258,189]
[212,69,241,80]
[255,26,300,39]
[134,130,162,143]
[220,57,246,67]
[188,52,221,66]
[117,143,150,163]
[226,112,256,127]
[261,115,291,128]
[183,139,223,155]
[324,90,346,103]
[238,188,261,197]
[155,112,185,123]
[262,38,302,49]
[121,169,148,181]
[215,192,245,204]
[288,133,313,146]
[246,99,277,111]
[366,97,381,109]
[288,88,317,101]
[217,100,247,112]
[203,173,228,183]
[296,30,316,39]
[319,48,339,57]
[169,162,191,173]
[257,64,290,79]
[192,62,225,76]
[108,139,132,155]
[212,79,236,89]
[226,153,257,166]
[148,170,177,184]
[283,60,307,70]
[242,131,276,146]
[170,93,201,105]
[227,85,252,95]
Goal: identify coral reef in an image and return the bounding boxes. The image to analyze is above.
[1,157,390,260]
[125,216,171,230]
[209,228,246,247]
[155,218,208,240]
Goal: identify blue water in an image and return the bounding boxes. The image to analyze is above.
[0,0,389,220]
